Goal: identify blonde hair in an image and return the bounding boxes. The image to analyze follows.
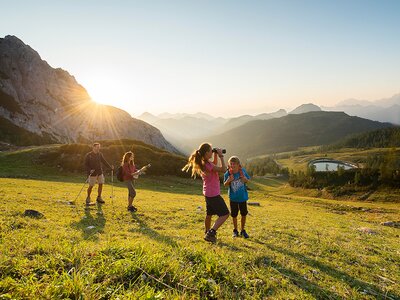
[121,151,134,166]
[228,156,241,165]
[182,143,212,178]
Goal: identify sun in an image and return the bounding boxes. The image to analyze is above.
[79,72,132,107]
[83,78,117,105]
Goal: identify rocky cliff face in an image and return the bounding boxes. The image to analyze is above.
[0,35,176,152]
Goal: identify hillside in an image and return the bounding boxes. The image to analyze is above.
[0,35,175,152]
[215,109,287,134]
[0,140,188,178]
[322,126,400,150]
[199,111,393,159]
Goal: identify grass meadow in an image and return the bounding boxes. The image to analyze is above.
[0,173,399,299]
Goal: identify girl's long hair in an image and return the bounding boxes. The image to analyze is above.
[121,151,134,166]
[182,143,212,178]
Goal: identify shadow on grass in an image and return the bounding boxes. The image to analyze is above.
[129,212,178,248]
[71,203,106,241]
[215,241,241,251]
[263,243,399,300]
[254,255,342,299]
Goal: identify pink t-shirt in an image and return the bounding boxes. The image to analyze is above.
[201,161,220,197]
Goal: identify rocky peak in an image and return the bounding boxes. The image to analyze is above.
[0,35,177,152]
[289,103,322,114]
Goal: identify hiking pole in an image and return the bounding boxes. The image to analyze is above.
[73,170,94,215]
[110,169,115,214]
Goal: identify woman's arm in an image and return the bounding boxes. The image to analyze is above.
[131,165,149,177]
[212,149,226,173]
[212,152,218,165]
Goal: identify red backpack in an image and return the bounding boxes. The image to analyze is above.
[228,165,245,178]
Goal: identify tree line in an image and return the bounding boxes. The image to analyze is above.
[320,127,400,151]
[288,148,400,193]
[244,156,289,177]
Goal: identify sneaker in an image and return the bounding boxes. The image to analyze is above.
[127,206,137,212]
[240,229,249,239]
[204,229,217,243]
[96,196,105,204]
[232,229,239,237]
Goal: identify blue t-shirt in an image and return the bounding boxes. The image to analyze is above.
[224,168,250,202]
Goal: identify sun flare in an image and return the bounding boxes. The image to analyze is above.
[81,73,132,107]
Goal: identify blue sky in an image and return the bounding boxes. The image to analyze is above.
[1,0,399,117]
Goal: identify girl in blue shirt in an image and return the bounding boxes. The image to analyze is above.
[223,156,251,238]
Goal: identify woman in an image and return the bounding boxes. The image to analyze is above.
[121,151,145,212]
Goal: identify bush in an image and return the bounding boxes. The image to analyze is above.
[35,140,189,177]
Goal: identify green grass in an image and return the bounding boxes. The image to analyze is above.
[0,174,399,299]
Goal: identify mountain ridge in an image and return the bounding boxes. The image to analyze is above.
[0,35,176,152]
[193,111,394,159]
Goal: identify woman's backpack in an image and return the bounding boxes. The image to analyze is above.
[116,165,124,182]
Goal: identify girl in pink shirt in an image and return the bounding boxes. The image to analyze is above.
[183,143,229,243]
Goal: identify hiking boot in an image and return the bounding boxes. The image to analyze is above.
[240,229,249,239]
[96,196,105,204]
[127,206,137,212]
[86,197,95,206]
[232,229,239,237]
[204,229,217,243]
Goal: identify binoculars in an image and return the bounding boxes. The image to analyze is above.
[212,148,226,154]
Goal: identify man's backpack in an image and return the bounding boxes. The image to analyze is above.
[116,165,124,182]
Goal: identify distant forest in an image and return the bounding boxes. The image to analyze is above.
[289,148,400,194]
[320,127,400,150]
[245,127,400,193]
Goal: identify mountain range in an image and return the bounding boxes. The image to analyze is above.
[1,35,398,160]
[322,94,400,124]
[137,95,399,155]
[199,111,394,159]
[0,35,176,152]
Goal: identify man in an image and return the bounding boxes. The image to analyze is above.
[84,142,114,206]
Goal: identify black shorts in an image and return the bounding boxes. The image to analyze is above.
[205,195,230,216]
[230,201,248,217]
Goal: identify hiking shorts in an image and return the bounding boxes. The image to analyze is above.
[205,195,230,217]
[125,180,136,198]
[88,174,105,186]
[230,201,248,217]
